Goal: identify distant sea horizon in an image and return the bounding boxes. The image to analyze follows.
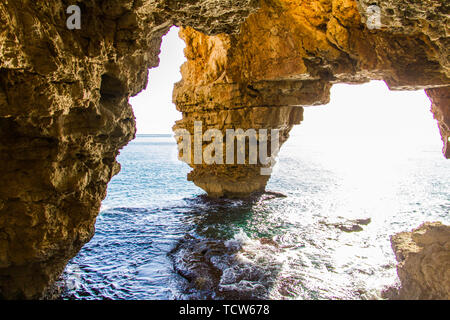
[136,133,174,137]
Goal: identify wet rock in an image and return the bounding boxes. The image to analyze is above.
[354,218,371,226]
[169,234,281,299]
[321,217,371,233]
[335,224,364,233]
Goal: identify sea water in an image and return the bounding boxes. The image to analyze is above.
[61,132,450,300]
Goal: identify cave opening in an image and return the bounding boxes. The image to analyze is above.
[1,0,449,302]
[130,26,186,136]
[61,37,449,299]
[271,80,447,227]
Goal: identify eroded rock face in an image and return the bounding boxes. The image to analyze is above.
[357,0,449,78]
[426,87,450,158]
[0,0,449,299]
[173,102,305,197]
[390,222,450,300]
[0,0,258,299]
[174,0,450,197]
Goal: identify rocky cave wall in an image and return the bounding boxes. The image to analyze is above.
[0,0,259,299]
[0,0,449,299]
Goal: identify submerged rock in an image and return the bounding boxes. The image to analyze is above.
[169,233,281,300]
[335,224,364,233]
[321,217,372,233]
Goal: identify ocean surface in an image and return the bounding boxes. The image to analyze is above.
[61,132,450,300]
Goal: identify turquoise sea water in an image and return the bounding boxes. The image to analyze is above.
[61,132,450,300]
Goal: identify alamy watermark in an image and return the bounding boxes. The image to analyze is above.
[66,5,81,30]
[175,122,281,176]
[366,5,382,30]
[65,4,382,31]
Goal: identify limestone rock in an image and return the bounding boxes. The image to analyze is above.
[0,0,259,299]
[357,0,450,77]
[391,222,450,300]
[173,0,450,197]
[0,0,449,299]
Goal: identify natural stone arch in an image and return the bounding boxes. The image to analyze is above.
[173,0,449,197]
[0,0,448,299]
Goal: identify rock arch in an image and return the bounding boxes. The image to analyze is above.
[0,0,448,298]
[173,0,449,197]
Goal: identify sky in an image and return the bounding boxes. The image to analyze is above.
[130,26,442,151]
[130,27,186,134]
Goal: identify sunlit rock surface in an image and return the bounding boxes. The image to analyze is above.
[0,0,449,298]
[390,222,450,300]
[174,0,450,197]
